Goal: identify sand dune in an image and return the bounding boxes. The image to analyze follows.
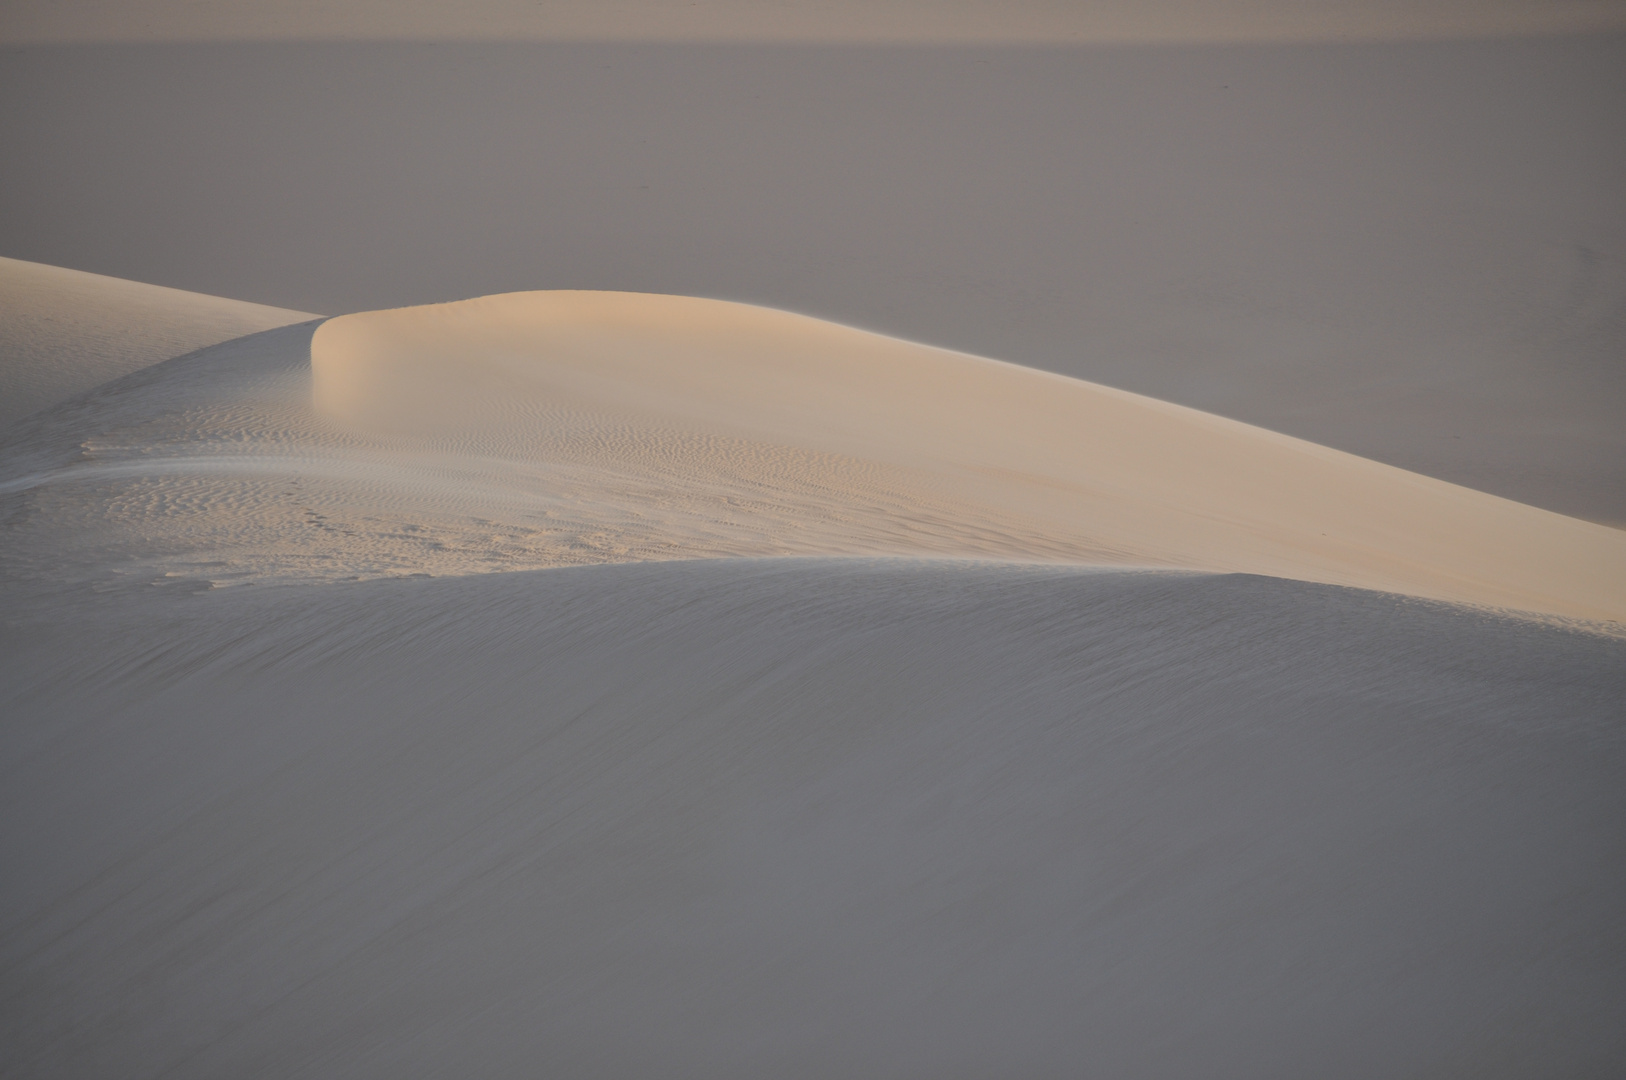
[3,289,1620,624]
[4,560,1622,1077]
[5,14,1621,1074]
[312,291,1626,622]
[0,255,316,434]
[7,39,1621,523]
[3,281,1622,1074]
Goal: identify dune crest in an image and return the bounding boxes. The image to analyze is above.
[310,291,1625,622]
[0,255,317,434]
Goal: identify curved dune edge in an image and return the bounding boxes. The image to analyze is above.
[0,256,318,434]
[310,291,1626,624]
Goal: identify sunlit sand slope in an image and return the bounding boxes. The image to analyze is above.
[310,291,1626,622]
[0,255,316,433]
[4,562,1622,1076]
[3,290,1621,622]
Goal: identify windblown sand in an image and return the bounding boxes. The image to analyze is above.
[2,274,1623,1077]
[5,289,1621,622]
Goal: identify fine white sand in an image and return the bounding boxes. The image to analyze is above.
[4,5,1623,1070]
[3,280,1624,1076]
[4,561,1622,1077]
[0,255,317,434]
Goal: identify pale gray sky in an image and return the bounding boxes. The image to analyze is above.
[4,0,1626,44]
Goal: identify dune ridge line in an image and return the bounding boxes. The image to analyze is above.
[308,290,1626,622]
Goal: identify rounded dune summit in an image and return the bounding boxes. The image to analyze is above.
[312,291,1626,623]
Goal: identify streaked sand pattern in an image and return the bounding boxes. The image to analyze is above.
[5,560,1622,1077]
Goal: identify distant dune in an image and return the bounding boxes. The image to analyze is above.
[0,255,317,434]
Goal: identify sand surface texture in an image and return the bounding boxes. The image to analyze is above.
[0,255,317,435]
[4,561,1623,1078]
[3,290,1621,622]
[3,284,1623,1076]
[3,16,1622,1074]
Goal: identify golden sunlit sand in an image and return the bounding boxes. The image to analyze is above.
[6,286,1620,625]
[311,291,1626,622]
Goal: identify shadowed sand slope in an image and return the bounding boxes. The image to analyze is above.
[0,255,317,433]
[3,561,1622,1077]
[311,291,1626,622]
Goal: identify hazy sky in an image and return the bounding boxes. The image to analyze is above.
[5,0,1626,44]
